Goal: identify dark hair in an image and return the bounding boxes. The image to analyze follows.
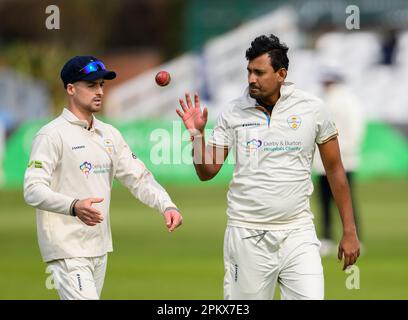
[245,34,289,71]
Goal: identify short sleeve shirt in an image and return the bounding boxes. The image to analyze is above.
[208,82,338,230]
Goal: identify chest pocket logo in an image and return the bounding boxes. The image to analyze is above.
[287,115,302,130]
[104,139,115,154]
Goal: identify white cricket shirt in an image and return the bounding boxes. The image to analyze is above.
[24,108,178,262]
[208,82,338,230]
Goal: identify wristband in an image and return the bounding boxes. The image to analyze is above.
[190,133,203,142]
[164,206,179,213]
[70,199,79,216]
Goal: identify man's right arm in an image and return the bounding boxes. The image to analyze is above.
[24,133,77,216]
[191,134,229,181]
[177,93,231,181]
[24,133,104,226]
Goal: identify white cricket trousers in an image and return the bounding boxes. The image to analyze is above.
[47,254,108,300]
[223,226,324,300]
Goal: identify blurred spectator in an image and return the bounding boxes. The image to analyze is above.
[0,110,15,187]
[380,29,398,65]
[0,109,15,138]
[314,68,365,256]
[0,118,5,187]
[0,69,50,134]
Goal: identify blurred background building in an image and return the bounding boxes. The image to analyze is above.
[1,0,408,187]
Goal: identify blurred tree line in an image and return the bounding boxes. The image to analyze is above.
[0,0,186,114]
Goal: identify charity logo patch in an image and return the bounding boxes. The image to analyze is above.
[104,139,115,154]
[79,161,92,178]
[287,115,302,130]
[246,139,262,151]
[242,139,303,154]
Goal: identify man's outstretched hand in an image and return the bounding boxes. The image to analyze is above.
[74,198,104,226]
[176,92,208,135]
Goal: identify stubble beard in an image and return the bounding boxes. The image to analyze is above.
[84,100,102,114]
[249,91,262,100]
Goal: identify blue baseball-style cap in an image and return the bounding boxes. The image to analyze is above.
[60,56,116,88]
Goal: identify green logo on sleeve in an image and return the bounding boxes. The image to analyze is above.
[27,160,43,168]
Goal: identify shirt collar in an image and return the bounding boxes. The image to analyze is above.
[62,108,103,133]
[239,82,295,109]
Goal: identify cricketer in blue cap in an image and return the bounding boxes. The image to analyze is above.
[23,55,182,300]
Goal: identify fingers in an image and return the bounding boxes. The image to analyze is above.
[350,252,358,265]
[169,215,183,232]
[164,212,172,228]
[176,108,184,118]
[343,253,356,271]
[83,205,103,221]
[82,218,97,226]
[178,92,202,113]
[164,211,183,232]
[75,198,104,226]
[87,198,103,218]
[81,210,103,224]
[179,98,188,113]
[80,215,101,226]
[86,209,103,221]
[338,245,353,271]
[338,246,343,261]
[342,251,359,271]
[338,234,360,270]
[343,254,351,271]
[85,205,102,215]
[202,106,208,123]
[185,92,193,109]
[194,92,200,109]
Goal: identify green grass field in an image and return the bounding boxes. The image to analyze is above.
[0,178,407,299]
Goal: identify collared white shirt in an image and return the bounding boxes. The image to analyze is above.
[24,108,177,262]
[208,82,338,230]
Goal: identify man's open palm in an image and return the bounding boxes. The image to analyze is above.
[176,92,208,134]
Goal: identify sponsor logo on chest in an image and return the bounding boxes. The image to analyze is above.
[72,145,86,150]
[79,161,111,178]
[244,139,303,154]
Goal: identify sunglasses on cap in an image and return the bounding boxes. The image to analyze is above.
[78,60,106,75]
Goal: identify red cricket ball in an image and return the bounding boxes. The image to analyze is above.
[155,70,171,86]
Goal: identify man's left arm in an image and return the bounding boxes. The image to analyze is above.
[114,137,182,233]
[318,137,360,270]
